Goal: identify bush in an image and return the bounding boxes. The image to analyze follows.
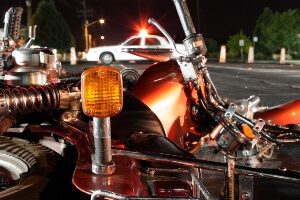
[205,38,219,52]
[227,31,251,59]
[204,38,219,59]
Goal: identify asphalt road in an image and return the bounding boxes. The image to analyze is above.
[62,60,300,107]
[207,62,300,107]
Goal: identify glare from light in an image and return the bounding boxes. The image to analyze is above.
[100,35,105,40]
[99,18,105,24]
[138,29,148,37]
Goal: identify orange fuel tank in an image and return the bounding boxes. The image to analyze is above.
[131,60,201,149]
[256,99,300,125]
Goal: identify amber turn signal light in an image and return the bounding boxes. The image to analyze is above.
[81,66,123,118]
[241,124,255,139]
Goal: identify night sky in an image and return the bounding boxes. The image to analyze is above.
[1,0,300,50]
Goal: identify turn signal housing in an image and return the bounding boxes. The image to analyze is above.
[81,66,123,118]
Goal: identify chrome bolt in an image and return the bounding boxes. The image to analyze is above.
[147,169,155,176]
[241,192,251,200]
[279,167,287,171]
[218,139,228,148]
[246,159,253,166]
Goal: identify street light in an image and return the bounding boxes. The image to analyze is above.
[93,35,105,47]
[99,18,105,24]
[84,18,105,51]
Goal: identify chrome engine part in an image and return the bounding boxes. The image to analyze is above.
[0,84,60,116]
[0,51,4,77]
[0,83,81,117]
[3,7,23,40]
[120,68,140,90]
[4,47,60,86]
[1,7,60,86]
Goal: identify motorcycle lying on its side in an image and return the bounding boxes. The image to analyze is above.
[0,0,300,200]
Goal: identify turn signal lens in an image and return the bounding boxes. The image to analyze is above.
[242,124,255,139]
[81,66,123,118]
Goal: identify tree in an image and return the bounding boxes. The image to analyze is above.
[204,38,219,59]
[32,0,75,51]
[227,31,251,58]
[253,8,274,57]
[254,8,300,58]
[205,38,219,52]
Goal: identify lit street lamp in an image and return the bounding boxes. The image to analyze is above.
[93,35,105,47]
[99,18,105,24]
[84,18,105,52]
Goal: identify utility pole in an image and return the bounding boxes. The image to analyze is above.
[25,0,32,28]
[196,0,200,32]
[82,0,89,52]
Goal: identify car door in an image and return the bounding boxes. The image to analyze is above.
[141,37,174,61]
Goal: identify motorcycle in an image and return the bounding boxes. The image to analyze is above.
[0,1,299,200]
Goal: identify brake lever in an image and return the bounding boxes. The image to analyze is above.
[148,18,185,57]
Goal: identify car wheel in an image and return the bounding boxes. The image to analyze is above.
[100,52,114,65]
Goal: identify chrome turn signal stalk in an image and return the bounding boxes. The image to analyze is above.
[81,66,123,175]
[92,117,115,174]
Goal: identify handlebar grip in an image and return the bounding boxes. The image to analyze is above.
[172,0,196,37]
[172,0,206,56]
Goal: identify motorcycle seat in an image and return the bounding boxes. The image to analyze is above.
[111,92,194,158]
[128,133,194,158]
